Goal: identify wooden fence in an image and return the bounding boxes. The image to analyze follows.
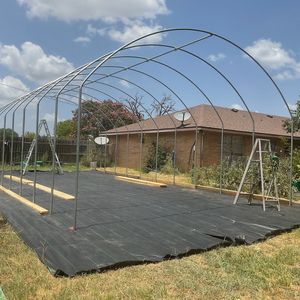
[0,138,88,164]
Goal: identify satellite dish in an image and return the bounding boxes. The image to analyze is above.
[94,136,109,145]
[174,111,191,126]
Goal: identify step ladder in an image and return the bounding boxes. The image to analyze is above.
[22,119,63,175]
[233,138,280,211]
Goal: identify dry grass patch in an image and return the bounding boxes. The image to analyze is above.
[97,166,192,187]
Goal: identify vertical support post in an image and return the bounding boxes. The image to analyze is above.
[126,133,129,177]
[20,107,26,195]
[50,93,59,214]
[173,130,177,185]
[1,116,7,186]
[33,103,40,203]
[104,134,107,173]
[289,123,294,206]
[139,132,143,179]
[193,129,198,186]
[199,130,204,167]
[258,140,266,211]
[73,88,83,231]
[155,131,159,182]
[219,128,224,194]
[9,113,15,190]
[114,134,118,174]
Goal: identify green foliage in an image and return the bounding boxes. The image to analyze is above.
[291,148,300,179]
[23,131,35,140]
[191,165,220,187]
[283,99,300,132]
[191,158,247,188]
[57,120,74,140]
[143,142,171,173]
[0,128,19,139]
[160,154,179,175]
[23,131,49,141]
[191,154,299,198]
[80,140,110,167]
[222,157,248,190]
[72,99,138,138]
[80,140,98,167]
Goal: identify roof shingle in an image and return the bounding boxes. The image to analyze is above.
[105,104,296,137]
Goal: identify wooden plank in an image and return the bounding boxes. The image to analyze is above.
[195,184,297,205]
[115,176,167,187]
[4,175,74,201]
[0,185,48,215]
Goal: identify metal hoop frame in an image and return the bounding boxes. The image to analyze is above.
[0,28,293,231]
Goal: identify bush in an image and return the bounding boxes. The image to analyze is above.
[81,141,111,167]
[143,142,170,173]
[191,165,220,187]
[191,157,247,188]
[190,155,295,198]
[160,154,179,175]
[222,157,248,191]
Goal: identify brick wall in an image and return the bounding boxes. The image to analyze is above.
[109,130,293,172]
[111,130,201,172]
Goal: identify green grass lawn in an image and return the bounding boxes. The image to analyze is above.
[0,215,300,300]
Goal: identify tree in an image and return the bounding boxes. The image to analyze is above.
[283,99,300,133]
[124,94,144,121]
[72,99,138,138]
[23,131,35,140]
[0,128,19,139]
[57,120,74,140]
[151,95,175,117]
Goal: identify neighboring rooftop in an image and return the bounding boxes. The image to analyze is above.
[105,104,297,138]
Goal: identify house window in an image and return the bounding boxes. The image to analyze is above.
[224,134,243,161]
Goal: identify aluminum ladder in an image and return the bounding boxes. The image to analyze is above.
[22,119,63,175]
[233,138,280,211]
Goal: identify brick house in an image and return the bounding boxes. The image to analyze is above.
[104,105,298,172]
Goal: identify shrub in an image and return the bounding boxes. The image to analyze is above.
[160,154,179,175]
[191,165,220,187]
[222,157,248,191]
[143,142,170,173]
[190,155,295,198]
[81,141,111,167]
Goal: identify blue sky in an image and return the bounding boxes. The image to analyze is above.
[0,0,300,132]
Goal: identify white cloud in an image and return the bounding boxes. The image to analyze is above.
[87,24,99,35]
[230,103,243,110]
[207,53,226,62]
[288,103,297,111]
[17,1,169,45]
[17,0,169,22]
[0,42,74,85]
[18,1,169,46]
[43,112,55,123]
[244,39,300,80]
[0,76,29,105]
[73,36,91,43]
[119,80,131,88]
[273,70,295,81]
[98,21,164,44]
